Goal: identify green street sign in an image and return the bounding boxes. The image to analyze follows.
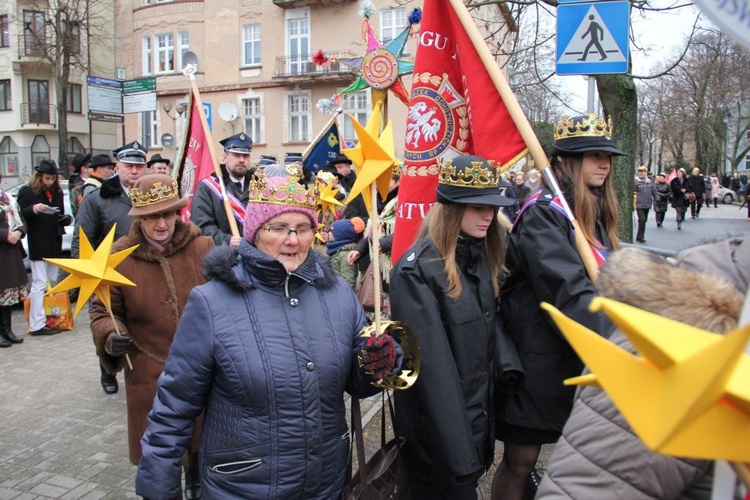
[123,77,156,94]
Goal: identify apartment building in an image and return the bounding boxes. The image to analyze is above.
[117,0,515,165]
[0,0,118,187]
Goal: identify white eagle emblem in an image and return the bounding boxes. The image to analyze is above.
[405,102,441,148]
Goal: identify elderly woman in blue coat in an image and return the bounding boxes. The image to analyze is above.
[136,172,399,499]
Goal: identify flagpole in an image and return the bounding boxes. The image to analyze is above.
[445,0,601,282]
[302,108,343,160]
[182,61,240,238]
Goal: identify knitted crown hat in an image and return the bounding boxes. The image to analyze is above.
[243,175,318,243]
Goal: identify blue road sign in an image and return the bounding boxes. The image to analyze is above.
[556,1,630,75]
[203,102,213,131]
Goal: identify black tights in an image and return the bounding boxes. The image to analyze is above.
[491,443,541,500]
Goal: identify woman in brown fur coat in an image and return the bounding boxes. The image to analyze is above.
[89,174,213,498]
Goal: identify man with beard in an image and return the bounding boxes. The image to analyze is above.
[191,133,255,247]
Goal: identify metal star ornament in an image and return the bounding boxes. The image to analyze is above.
[541,297,750,462]
[45,224,138,317]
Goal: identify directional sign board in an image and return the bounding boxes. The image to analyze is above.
[122,77,157,114]
[556,1,630,75]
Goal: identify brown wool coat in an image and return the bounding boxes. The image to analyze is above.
[90,219,214,465]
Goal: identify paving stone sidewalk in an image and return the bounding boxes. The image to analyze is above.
[0,310,381,499]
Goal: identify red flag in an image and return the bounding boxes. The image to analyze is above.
[176,94,215,220]
[391,0,529,262]
[666,168,677,184]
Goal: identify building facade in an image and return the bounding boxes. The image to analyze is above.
[0,0,118,188]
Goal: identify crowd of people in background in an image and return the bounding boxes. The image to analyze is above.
[1,114,748,500]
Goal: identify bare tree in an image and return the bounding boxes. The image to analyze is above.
[13,0,106,174]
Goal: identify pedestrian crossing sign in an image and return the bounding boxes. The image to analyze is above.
[556,1,630,75]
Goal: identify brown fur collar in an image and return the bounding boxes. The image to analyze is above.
[114,219,204,261]
[598,247,744,335]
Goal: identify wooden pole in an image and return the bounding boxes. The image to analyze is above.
[187,77,240,237]
[445,0,601,282]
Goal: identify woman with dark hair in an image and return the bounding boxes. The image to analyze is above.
[493,114,622,499]
[390,155,517,499]
[0,174,28,347]
[16,160,72,336]
[670,168,691,230]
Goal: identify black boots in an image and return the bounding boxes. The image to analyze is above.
[100,362,119,395]
[184,452,202,499]
[0,306,23,346]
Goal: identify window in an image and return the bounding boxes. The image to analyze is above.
[381,8,406,44]
[0,80,10,111]
[1,15,9,48]
[287,18,309,74]
[0,136,19,177]
[28,80,49,123]
[341,91,370,141]
[142,36,152,75]
[142,110,160,148]
[242,24,261,66]
[243,96,263,143]
[155,34,174,74]
[286,91,310,142]
[31,135,50,169]
[24,11,46,56]
[177,31,189,71]
[66,84,82,114]
[64,20,80,54]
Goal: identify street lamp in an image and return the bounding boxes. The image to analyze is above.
[162,101,187,160]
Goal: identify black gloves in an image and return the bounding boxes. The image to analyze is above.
[359,334,398,381]
[57,213,73,226]
[104,332,134,357]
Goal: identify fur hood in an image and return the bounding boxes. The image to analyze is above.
[598,240,747,334]
[114,219,206,262]
[203,244,337,292]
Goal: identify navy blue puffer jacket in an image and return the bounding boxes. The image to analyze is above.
[136,241,376,499]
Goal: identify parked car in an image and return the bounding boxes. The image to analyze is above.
[6,180,74,270]
[703,178,739,204]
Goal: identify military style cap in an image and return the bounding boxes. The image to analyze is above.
[113,141,148,164]
[220,133,253,154]
[259,155,277,166]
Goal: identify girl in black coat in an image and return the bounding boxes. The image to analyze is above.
[670,168,690,230]
[493,114,621,500]
[16,160,71,336]
[391,155,517,500]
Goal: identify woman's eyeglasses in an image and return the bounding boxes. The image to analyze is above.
[262,224,313,238]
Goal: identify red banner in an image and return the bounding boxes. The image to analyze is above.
[176,94,215,220]
[391,0,529,262]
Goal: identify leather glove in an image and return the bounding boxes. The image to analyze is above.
[104,332,134,357]
[57,213,73,226]
[358,334,398,381]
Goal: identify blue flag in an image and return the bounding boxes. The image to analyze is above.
[304,121,341,173]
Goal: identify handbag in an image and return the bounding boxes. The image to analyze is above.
[343,392,410,500]
[23,284,75,331]
[356,262,377,312]
[684,192,696,201]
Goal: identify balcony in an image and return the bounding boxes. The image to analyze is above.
[16,34,52,62]
[274,51,358,84]
[273,0,356,9]
[22,103,56,126]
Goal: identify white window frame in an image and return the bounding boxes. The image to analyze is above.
[242,94,264,144]
[0,136,19,178]
[340,90,371,142]
[177,31,189,72]
[242,24,261,67]
[380,8,406,45]
[142,36,152,75]
[155,33,174,74]
[284,90,311,143]
[285,8,310,75]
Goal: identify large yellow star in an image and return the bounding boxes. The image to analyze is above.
[45,224,138,317]
[541,297,750,462]
[343,107,401,212]
[317,177,344,219]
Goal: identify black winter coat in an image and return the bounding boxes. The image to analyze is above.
[72,176,133,257]
[390,237,499,486]
[687,174,706,197]
[0,192,27,293]
[190,165,254,245]
[497,189,615,435]
[653,181,671,212]
[670,177,690,210]
[17,184,66,260]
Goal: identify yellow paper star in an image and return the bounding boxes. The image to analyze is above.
[317,178,344,219]
[541,297,750,462]
[45,224,138,317]
[343,111,401,209]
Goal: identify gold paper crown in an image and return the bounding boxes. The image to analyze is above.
[438,158,500,189]
[554,113,613,141]
[248,172,318,209]
[129,180,179,208]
